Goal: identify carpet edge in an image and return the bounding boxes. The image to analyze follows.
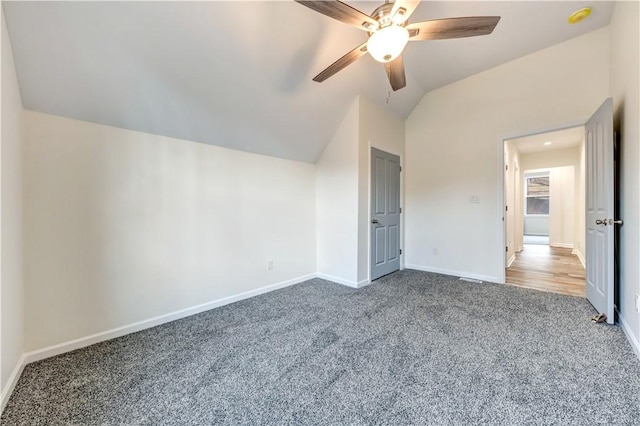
[23,273,318,364]
[404,264,499,283]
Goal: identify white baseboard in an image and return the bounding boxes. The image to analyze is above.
[315,275,372,288]
[507,254,516,268]
[316,273,358,288]
[617,308,640,360]
[550,242,574,249]
[4,269,366,411]
[1,354,27,413]
[2,273,318,414]
[573,249,586,268]
[356,279,371,288]
[21,273,316,366]
[404,264,498,284]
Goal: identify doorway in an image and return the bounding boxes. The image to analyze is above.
[503,126,586,296]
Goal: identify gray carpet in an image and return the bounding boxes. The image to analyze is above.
[3,270,640,425]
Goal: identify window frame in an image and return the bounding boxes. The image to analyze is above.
[524,171,550,216]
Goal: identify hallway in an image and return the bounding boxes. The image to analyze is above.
[506,245,586,297]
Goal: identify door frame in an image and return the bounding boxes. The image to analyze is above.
[367,144,404,283]
[496,120,585,284]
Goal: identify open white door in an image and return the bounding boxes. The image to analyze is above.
[585,98,615,324]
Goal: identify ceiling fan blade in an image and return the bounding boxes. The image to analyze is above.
[391,0,421,24]
[385,55,406,91]
[296,1,379,31]
[407,16,501,41]
[313,42,368,83]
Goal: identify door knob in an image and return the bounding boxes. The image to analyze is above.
[595,219,607,225]
[609,219,624,225]
[371,219,379,224]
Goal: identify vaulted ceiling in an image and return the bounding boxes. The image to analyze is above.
[3,1,614,162]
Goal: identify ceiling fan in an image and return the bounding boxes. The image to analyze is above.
[295,0,501,91]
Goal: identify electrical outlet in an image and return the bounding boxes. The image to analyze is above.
[470,195,480,204]
[267,259,273,271]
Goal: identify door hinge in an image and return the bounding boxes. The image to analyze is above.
[399,207,402,213]
[505,205,508,211]
[505,164,508,171]
[400,249,402,255]
[399,166,402,172]
[506,246,508,252]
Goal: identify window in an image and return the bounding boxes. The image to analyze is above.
[526,175,549,215]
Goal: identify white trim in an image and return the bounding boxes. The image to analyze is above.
[357,279,372,288]
[3,273,318,412]
[1,355,27,413]
[21,273,316,365]
[459,277,483,284]
[316,273,358,288]
[573,249,586,268]
[497,137,507,284]
[550,242,574,249]
[617,308,640,360]
[405,264,499,284]
[525,170,551,178]
[6,269,371,409]
[507,254,516,268]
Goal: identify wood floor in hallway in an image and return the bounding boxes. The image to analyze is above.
[506,245,586,297]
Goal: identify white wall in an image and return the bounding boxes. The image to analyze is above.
[357,96,405,284]
[576,138,585,263]
[1,10,24,406]
[23,111,317,352]
[405,28,610,282]
[548,166,575,248]
[610,1,640,353]
[316,99,359,285]
[523,215,549,236]
[316,96,405,287]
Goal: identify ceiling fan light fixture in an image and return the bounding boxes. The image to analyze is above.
[367,25,409,63]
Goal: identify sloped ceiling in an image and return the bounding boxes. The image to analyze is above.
[3,1,613,163]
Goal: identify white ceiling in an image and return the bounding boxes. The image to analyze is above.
[509,126,584,154]
[3,1,614,162]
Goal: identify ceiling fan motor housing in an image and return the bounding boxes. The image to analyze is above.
[370,3,398,30]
